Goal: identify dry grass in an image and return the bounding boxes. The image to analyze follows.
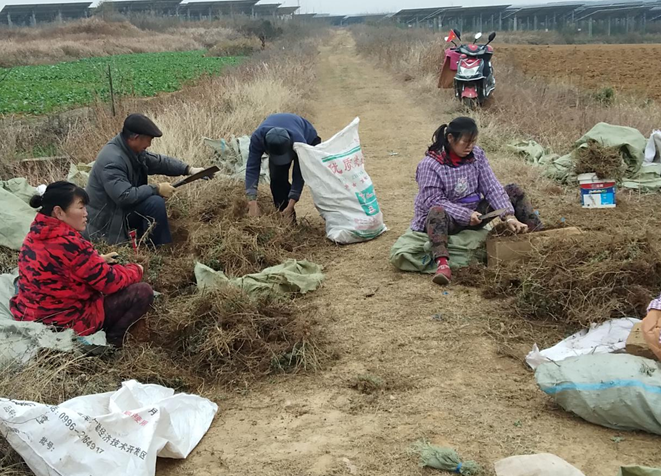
[183,185,327,276]
[207,37,262,57]
[0,248,19,274]
[480,232,661,328]
[162,287,323,383]
[574,140,626,181]
[0,18,205,68]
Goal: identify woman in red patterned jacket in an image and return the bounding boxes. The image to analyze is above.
[10,181,153,347]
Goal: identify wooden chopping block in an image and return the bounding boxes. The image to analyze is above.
[626,322,658,360]
[486,227,583,267]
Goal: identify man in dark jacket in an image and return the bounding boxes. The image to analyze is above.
[86,113,205,246]
[246,113,321,219]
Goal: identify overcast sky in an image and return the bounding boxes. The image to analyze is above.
[0,0,564,16]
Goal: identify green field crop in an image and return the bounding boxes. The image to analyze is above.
[0,50,241,115]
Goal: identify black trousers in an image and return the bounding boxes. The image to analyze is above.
[269,161,291,212]
[127,195,172,246]
[268,137,320,211]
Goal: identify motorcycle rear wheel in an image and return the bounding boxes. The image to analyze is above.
[461,97,478,109]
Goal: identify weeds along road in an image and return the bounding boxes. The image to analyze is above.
[159,30,660,476]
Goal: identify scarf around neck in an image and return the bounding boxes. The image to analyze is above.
[427,146,475,168]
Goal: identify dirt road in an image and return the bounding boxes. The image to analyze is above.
[160,32,659,476]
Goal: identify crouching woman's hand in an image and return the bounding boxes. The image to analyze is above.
[505,216,529,234]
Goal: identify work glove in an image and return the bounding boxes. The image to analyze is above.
[188,166,205,175]
[156,182,176,199]
[101,252,119,264]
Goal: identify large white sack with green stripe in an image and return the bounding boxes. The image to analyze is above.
[294,117,386,244]
[535,354,661,435]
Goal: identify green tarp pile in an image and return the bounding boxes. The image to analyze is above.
[389,227,489,273]
[195,259,324,296]
[619,468,661,476]
[0,178,37,251]
[67,161,95,188]
[509,122,661,191]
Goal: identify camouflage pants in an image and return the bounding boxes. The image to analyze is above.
[426,183,542,259]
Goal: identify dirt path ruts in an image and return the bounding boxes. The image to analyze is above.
[159,31,660,476]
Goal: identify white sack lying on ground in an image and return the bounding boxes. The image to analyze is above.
[495,454,586,476]
[526,318,640,369]
[294,117,387,244]
[0,380,218,476]
[645,130,661,165]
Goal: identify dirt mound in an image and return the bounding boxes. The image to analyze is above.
[482,231,661,327]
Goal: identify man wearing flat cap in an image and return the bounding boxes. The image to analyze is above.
[86,113,206,246]
[246,113,321,219]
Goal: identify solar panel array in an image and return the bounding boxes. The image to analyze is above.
[0,0,302,25]
[391,0,661,34]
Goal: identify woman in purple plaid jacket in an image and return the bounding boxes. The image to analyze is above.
[411,117,542,286]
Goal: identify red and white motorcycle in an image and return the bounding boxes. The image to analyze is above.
[439,29,497,108]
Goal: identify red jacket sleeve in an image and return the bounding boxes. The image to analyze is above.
[70,239,143,294]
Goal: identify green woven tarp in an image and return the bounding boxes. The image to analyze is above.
[1,178,37,204]
[67,162,95,188]
[389,227,489,273]
[0,186,36,251]
[619,467,661,476]
[195,259,324,296]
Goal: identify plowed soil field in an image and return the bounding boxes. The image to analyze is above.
[498,44,661,100]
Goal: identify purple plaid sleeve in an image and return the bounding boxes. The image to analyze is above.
[475,149,515,218]
[412,158,474,230]
[648,294,661,312]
